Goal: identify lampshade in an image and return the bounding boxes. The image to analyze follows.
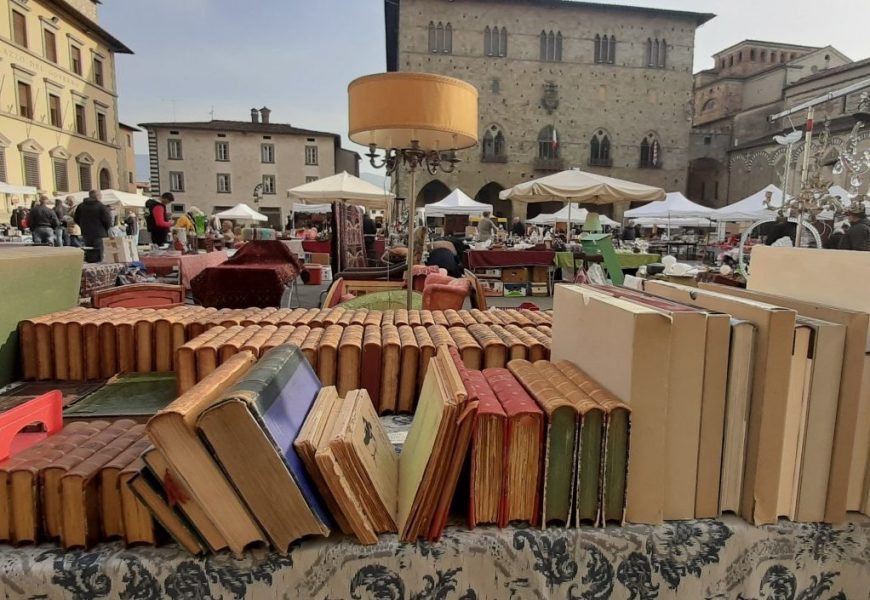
[348,72,479,151]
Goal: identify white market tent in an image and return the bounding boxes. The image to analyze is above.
[528,203,620,227]
[287,171,394,211]
[631,217,715,228]
[711,184,787,222]
[624,191,713,219]
[68,189,148,208]
[291,202,332,214]
[0,182,38,196]
[424,188,493,217]
[213,203,268,222]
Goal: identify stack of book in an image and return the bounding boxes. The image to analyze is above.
[553,276,869,525]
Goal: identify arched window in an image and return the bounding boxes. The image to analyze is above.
[738,51,742,63]
[770,51,777,62]
[430,22,452,54]
[594,34,601,62]
[500,26,507,57]
[702,98,717,112]
[719,58,725,70]
[639,133,661,168]
[482,124,506,161]
[589,129,611,166]
[429,22,436,53]
[540,30,562,62]
[445,23,452,53]
[99,167,111,189]
[594,34,616,64]
[537,126,559,160]
[760,50,766,62]
[484,26,507,57]
[646,38,666,68]
[750,49,756,61]
[729,55,734,67]
[484,26,491,56]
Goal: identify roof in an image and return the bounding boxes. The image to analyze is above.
[786,56,870,88]
[728,113,860,153]
[713,39,819,58]
[137,119,340,138]
[46,0,132,54]
[118,122,140,132]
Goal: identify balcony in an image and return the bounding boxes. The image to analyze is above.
[534,157,564,171]
[588,157,613,168]
[481,154,507,163]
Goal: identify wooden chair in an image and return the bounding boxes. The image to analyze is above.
[92,283,185,309]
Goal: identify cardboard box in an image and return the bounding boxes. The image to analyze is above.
[501,267,529,284]
[483,269,502,278]
[503,283,528,297]
[530,283,549,296]
[321,265,333,282]
[480,279,504,297]
[102,236,139,263]
[310,252,330,265]
[531,266,549,283]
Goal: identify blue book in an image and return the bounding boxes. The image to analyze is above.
[197,345,331,552]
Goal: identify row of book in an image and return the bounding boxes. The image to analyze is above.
[19,307,551,382]
[553,279,870,525]
[176,323,550,412]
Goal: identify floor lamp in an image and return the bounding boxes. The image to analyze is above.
[348,73,479,309]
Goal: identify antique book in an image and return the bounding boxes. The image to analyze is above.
[118,457,156,546]
[196,325,245,382]
[444,309,464,328]
[363,311,383,328]
[294,308,320,327]
[175,326,227,394]
[553,285,670,524]
[197,345,331,552]
[337,325,364,396]
[361,326,382,405]
[19,308,86,380]
[262,325,295,355]
[381,311,395,327]
[219,326,258,363]
[397,325,419,413]
[432,311,449,327]
[426,324,456,350]
[507,359,576,526]
[315,388,398,544]
[525,327,551,359]
[323,307,346,327]
[505,324,546,362]
[127,466,205,555]
[300,327,325,370]
[261,308,291,326]
[645,280,797,525]
[351,309,369,327]
[309,308,332,328]
[414,326,436,394]
[82,314,104,381]
[64,372,177,422]
[100,436,154,540]
[777,324,812,519]
[468,324,507,369]
[60,425,147,548]
[458,310,477,328]
[490,324,526,361]
[419,310,436,328]
[394,309,410,328]
[155,312,183,371]
[134,316,156,373]
[293,387,353,534]
[146,351,263,555]
[469,309,495,325]
[467,369,505,527]
[240,325,279,358]
[379,325,401,414]
[484,367,544,527]
[115,317,137,374]
[555,361,632,525]
[337,309,356,328]
[448,327,482,370]
[408,309,423,328]
[699,282,869,522]
[719,319,757,514]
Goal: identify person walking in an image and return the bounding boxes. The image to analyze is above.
[53,198,68,246]
[145,192,174,247]
[478,211,496,242]
[29,195,60,245]
[838,206,870,251]
[74,189,112,262]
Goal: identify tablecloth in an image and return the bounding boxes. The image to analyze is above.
[79,263,126,297]
[0,516,866,599]
[301,240,331,254]
[554,252,661,270]
[466,249,555,268]
[140,252,229,291]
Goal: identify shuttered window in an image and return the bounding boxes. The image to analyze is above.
[70,45,82,75]
[53,159,69,192]
[44,29,57,62]
[0,148,7,183]
[75,104,86,135]
[96,112,107,142]
[17,82,33,119]
[23,154,40,188]
[93,58,104,87]
[49,94,62,128]
[78,163,92,191]
[12,11,27,47]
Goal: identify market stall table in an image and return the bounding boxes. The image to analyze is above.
[301,240,331,254]
[554,251,661,272]
[140,252,229,291]
[80,262,126,297]
[465,249,556,268]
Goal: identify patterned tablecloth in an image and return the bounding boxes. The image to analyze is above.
[466,249,556,268]
[0,516,866,599]
[79,263,126,297]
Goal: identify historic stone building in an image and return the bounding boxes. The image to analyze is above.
[141,109,360,228]
[0,0,132,222]
[384,0,713,220]
[688,40,863,208]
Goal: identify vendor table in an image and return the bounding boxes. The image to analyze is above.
[554,252,661,271]
[79,263,126,297]
[301,239,331,254]
[466,249,556,268]
[140,252,229,291]
[0,516,865,599]
[649,241,698,261]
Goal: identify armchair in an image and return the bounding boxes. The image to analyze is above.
[422,273,471,311]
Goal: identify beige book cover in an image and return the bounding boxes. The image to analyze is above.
[337,325,363,396]
[397,325,419,413]
[778,325,812,519]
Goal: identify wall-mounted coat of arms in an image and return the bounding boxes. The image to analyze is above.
[542,82,559,114]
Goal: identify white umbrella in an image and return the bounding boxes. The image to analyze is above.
[68,189,148,208]
[287,171,394,211]
[631,217,715,228]
[0,182,38,195]
[213,203,268,222]
[624,191,713,219]
[527,204,620,228]
[291,202,332,214]
[424,188,493,217]
[711,184,788,222]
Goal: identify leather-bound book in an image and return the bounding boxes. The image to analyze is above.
[240,325,278,358]
[539,325,552,337]
[116,313,144,373]
[261,308,290,326]
[66,313,91,381]
[397,325,419,413]
[50,316,72,380]
[337,325,364,396]
[426,324,456,351]
[363,311,383,328]
[394,309,410,328]
[337,309,356,328]
[491,324,526,361]
[82,313,104,381]
[295,308,321,327]
[381,311,394,327]
[195,326,244,383]
[467,369,506,528]
[100,436,153,540]
[155,312,184,372]
[300,328,325,369]
[279,307,310,326]
[432,311,450,327]
[444,310,464,328]
[525,327,552,359]
[522,308,551,326]
[309,308,332,328]
[361,326,383,407]
[419,310,436,328]
[408,310,422,328]
[448,327,482,370]
[116,456,156,546]
[36,318,58,380]
[487,310,511,327]
[219,326,259,363]
[323,307,346,327]
[414,326,436,394]
[379,324,401,413]
[284,324,309,348]
[317,325,344,387]
[505,324,546,362]
[509,310,533,328]
[468,323,507,369]
[134,314,158,374]
[261,325,295,356]
[351,309,369,327]
[60,425,147,548]
[469,309,495,325]
[19,308,86,380]
[241,307,275,326]
[484,367,544,527]
[458,310,477,327]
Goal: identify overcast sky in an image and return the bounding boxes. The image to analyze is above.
[102,0,870,177]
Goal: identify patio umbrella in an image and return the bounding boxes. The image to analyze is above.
[68,189,149,208]
[287,171,394,211]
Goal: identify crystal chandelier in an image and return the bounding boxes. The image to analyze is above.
[832,91,870,210]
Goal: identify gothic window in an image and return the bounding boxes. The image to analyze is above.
[589,129,611,167]
[537,126,559,160]
[482,124,506,160]
[594,34,616,64]
[639,133,661,168]
[646,38,666,68]
[729,55,734,67]
[540,30,562,62]
[484,26,507,57]
[429,21,452,54]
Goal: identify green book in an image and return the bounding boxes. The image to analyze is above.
[576,409,604,524]
[63,372,177,422]
[603,406,631,524]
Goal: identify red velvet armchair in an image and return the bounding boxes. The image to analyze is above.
[422,273,471,311]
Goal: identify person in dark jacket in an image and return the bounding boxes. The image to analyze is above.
[29,195,60,245]
[764,215,797,245]
[363,212,377,261]
[10,206,27,231]
[839,206,870,251]
[511,217,525,237]
[145,193,174,246]
[73,189,112,262]
[53,198,68,246]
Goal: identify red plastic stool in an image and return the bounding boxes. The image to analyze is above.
[0,390,63,461]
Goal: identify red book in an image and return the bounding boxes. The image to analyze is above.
[466,368,505,528]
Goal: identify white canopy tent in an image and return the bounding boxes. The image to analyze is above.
[630,217,715,228]
[424,188,493,217]
[0,182,38,196]
[287,171,394,211]
[213,203,268,222]
[528,203,620,227]
[291,202,332,214]
[711,184,787,222]
[68,189,148,208]
[624,191,713,219]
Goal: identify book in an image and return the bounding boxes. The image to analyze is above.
[361,326,382,404]
[175,326,227,394]
[118,457,157,546]
[100,436,154,540]
[504,324,546,362]
[379,325,401,414]
[146,351,263,555]
[448,327,483,370]
[63,373,177,422]
[777,324,812,518]
[317,325,343,387]
[426,324,456,350]
[468,369,506,527]
[397,325,419,413]
[197,345,331,552]
[240,325,279,358]
[219,326,258,363]
[337,325,363,396]
[490,324,526,361]
[127,467,205,555]
[483,367,543,527]
[300,327,325,370]
[413,326,436,394]
[468,323,507,369]
[719,319,757,514]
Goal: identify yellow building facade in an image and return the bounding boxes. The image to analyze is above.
[0,0,131,221]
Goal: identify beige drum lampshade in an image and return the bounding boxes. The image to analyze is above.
[348,73,479,151]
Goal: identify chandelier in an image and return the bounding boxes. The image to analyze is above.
[832,91,870,209]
